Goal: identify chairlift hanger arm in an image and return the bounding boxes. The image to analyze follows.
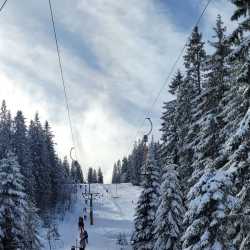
[145,118,153,136]
[143,118,153,143]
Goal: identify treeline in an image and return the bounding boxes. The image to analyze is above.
[71,160,84,184]
[87,167,104,184]
[132,2,250,249]
[112,140,160,185]
[0,100,75,249]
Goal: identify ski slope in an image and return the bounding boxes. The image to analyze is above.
[52,183,142,250]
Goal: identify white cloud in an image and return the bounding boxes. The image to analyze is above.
[0,0,236,182]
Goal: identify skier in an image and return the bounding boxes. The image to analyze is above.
[78,216,84,231]
[79,229,88,250]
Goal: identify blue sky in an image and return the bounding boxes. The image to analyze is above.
[0,0,235,181]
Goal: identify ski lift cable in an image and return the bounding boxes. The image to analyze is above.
[48,0,78,161]
[126,0,213,155]
[0,0,8,12]
[148,0,213,114]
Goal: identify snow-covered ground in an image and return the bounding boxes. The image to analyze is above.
[47,183,142,250]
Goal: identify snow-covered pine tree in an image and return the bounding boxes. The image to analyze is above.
[182,169,238,250]
[160,100,178,166]
[75,161,84,183]
[154,94,185,250]
[131,141,145,186]
[28,113,52,212]
[116,160,122,183]
[226,0,250,179]
[184,26,206,95]
[153,165,185,250]
[71,161,77,183]
[171,70,192,187]
[0,151,41,249]
[190,15,231,183]
[112,161,121,184]
[97,168,104,184]
[62,156,70,178]
[56,158,74,215]
[92,169,98,183]
[120,157,130,183]
[111,163,117,184]
[131,142,160,250]
[180,26,206,186]
[23,199,43,250]
[229,0,250,89]
[43,121,59,206]
[87,167,93,184]
[13,110,35,198]
[212,2,250,247]
[71,161,84,184]
[0,100,12,160]
[221,0,250,159]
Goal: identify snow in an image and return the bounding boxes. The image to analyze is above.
[43,183,142,250]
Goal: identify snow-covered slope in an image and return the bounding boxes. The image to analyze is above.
[50,183,142,250]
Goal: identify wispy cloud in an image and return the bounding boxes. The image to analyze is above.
[0,0,235,181]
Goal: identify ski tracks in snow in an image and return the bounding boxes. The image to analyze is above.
[54,184,141,250]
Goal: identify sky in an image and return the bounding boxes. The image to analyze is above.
[0,0,235,182]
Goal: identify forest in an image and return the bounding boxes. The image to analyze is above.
[0,100,86,249]
[111,1,250,249]
[1,0,250,249]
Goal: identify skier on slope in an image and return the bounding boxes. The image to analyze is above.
[79,229,88,250]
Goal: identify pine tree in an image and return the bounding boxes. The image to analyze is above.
[171,70,192,185]
[62,156,70,178]
[43,121,58,204]
[1,208,16,250]
[180,26,206,186]
[111,163,118,184]
[87,167,93,184]
[0,100,12,159]
[92,169,97,183]
[153,165,185,250]
[184,26,206,95]
[182,169,238,250]
[155,96,185,250]
[160,100,178,166]
[75,161,84,183]
[229,0,250,88]
[216,3,250,248]
[112,161,122,184]
[71,161,84,183]
[116,160,121,183]
[131,142,160,250]
[28,114,52,211]
[97,168,104,184]
[13,111,35,198]
[23,199,43,250]
[120,157,129,183]
[131,141,145,185]
[168,70,182,96]
[190,15,231,184]
[0,152,29,249]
